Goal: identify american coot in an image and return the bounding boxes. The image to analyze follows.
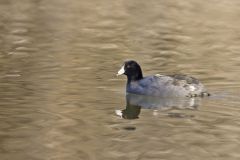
[117,60,210,97]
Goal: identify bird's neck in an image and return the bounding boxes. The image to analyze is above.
[127,72,143,83]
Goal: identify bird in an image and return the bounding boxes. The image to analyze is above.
[117,60,210,98]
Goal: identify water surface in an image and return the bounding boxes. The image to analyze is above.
[1,0,240,160]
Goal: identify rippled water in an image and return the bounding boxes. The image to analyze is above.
[1,0,240,160]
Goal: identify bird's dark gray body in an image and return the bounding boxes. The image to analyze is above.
[127,74,207,97]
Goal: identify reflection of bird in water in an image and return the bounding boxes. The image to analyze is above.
[116,93,202,119]
[116,98,141,119]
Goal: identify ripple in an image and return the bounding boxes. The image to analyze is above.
[0,1,240,160]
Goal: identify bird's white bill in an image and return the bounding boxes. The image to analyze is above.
[117,65,125,76]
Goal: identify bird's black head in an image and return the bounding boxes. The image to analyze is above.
[117,60,143,82]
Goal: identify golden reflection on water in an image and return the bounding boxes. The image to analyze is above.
[0,0,240,160]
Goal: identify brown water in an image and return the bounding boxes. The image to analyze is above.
[1,0,240,160]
